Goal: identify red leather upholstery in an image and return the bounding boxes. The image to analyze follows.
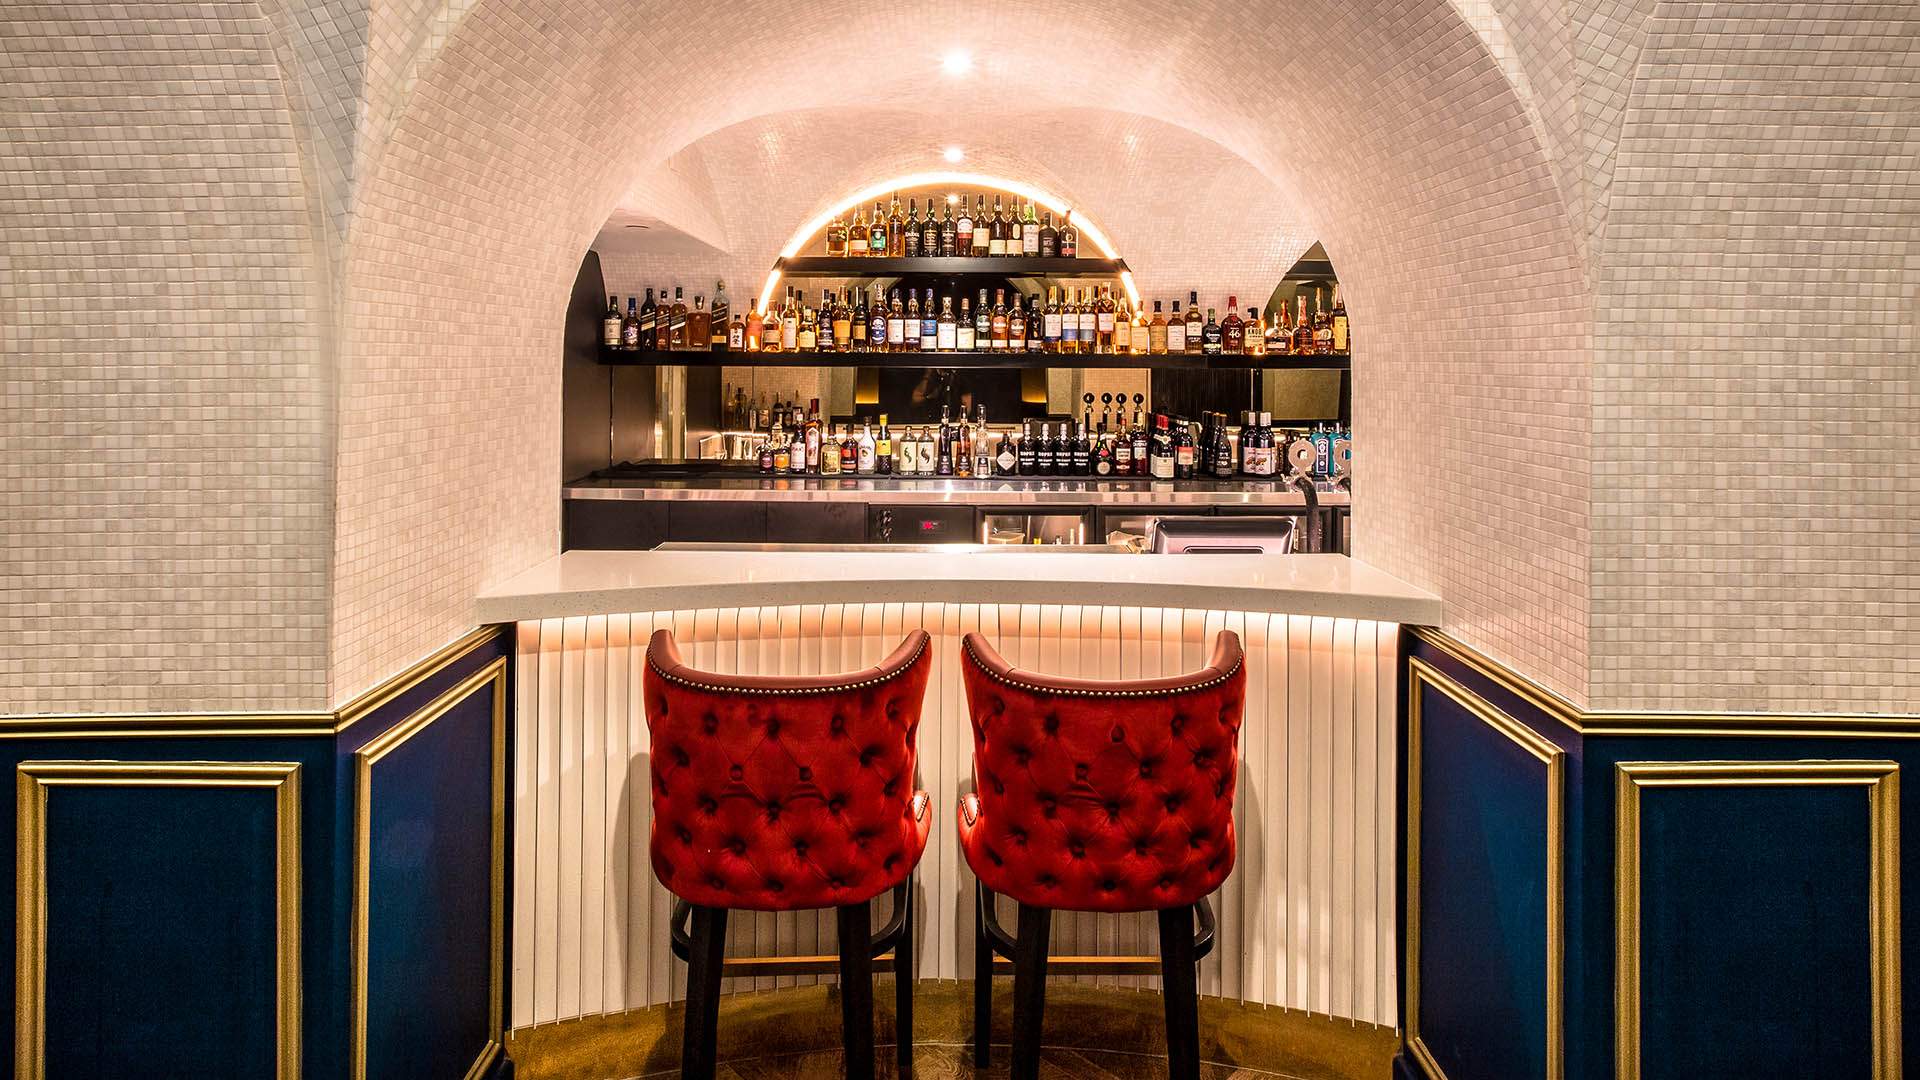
[957,631,1244,913]
[644,629,933,912]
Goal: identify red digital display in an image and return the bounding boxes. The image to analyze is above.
[918,519,940,531]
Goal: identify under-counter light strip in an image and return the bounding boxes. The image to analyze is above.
[758,171,1138,313]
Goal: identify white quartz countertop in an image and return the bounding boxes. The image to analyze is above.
[475,548,1441,625]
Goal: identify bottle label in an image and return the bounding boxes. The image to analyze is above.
[1095,458,1111,475]
[957,327,974,349]
[922,318,937,339]
[888,318,904,344]
[1080,313,1096,334]
[1046,314,1062,338]
[1151,455,1174,479]
[1098,313,1115,333]
[937,325,957,350]
[1333,317,1349,352]
[1167,326,1185,351]
[622,325,640,346]
[1175,445,1195,467]
[997,450,1016,472]
[728,327,744,349]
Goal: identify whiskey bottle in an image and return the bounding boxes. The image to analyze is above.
[1096,286,1115,352]
[1292,295,1314,354]
[869,200,889,255]
[1074,287,1096,354]
[711,281,730,348]
[1245,307,1264,356]
[619,296,640,348]
[988,195,1008,256]
[956,296,975,351]
[727,303,746,351]
[848,205,869,256]
[771,418,791,474]
[920,288,937,347]
[991,289,1009,349]
[1007,293,1026,350]
[1184,292,1204,354]
[1038,211,1058,257]
[955,197,973,253]
[971,195,991,256]
[1112,297,1132,354]
[886,290,905,351]
[973,288,991,348]
[1130,402,1150,475]
[825,214,848,257]
[795,300,817,352]
[848,289,866,351]
[940,201,956,257]
[1313,289,1333,354]
[1058,212,1078,257]
[1221,297,1244,354]
[688,294,712,350]
[669,286,689,349]
[887,195,906,257]
[903,198,922,258]
[1026,296,1046,352]
[1021,200,1040,256]
[922,203,941,257]
[1112,420,1133,473]
[639,288,657,346]
[903,290,922,350]
[815,290,835,351]
[1166,300,1187,353]
[1201,307,1222,355]
[1058,289,1078,355]
[1148,301,1169,354]
[604,294,624,346]
[936,296,957,351]
[1330,284,1349,353]
[1043,286,1062,352]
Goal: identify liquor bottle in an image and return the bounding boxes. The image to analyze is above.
[825,213,848,257]
[669,287,688,349]
[1173,418,1196,479]
[940,201,956,257]
[876,415,893,476]
[1184,292,1204,354]
[848,205,869,256]
[1017,424,1038,474]
[886,289,905,351]
[820,424,842,475]
[803,399,823,471]
[1211,414,1235,479]
[771,417,791,474]
[935,407,954,476]
[1078,287,1098,353]
[887,195,906,257]
[1021,200,1040,255]
[620,296,640,348]
[1059,212,1078,257]
[903,198,921,258]
[936,296,957,351]
[1201,307,1222,355]
[974,405,993,476]
[1130,401,1150,474]
[1096,287,1116,352]
[604,294,624,346]
[832,289,852,350]
[1166,300,1187,353]
[1026,296,1046,352]
[1292,295,1315,354]
[955,198,973,254]
[1093,429,1115,476]
[688,294,712,350]
[988,195,1008,256]
[638,287,659,347]
[903,290,921,350]
[916,426,937,476]
[795,300,817,352]
[728,302,746,351]
[1313,290,1334,355]
[1007,294,1026,350]
[1034,423,1056,475]
[1112,419,1133,473]
[991,289,1009,349]
[1221,298,1244,354]
[1038,211,1058,257]
[1148,301,1169,354]
[711,281,730,348]
[856,423,877,474]
[971,195,990,256]
[779,290,799,352]
[1330,284,1349,353]
[1112,297,1132,354]
[1073,410,1092,473]
[1058,289,1078,355]
[956,296,975,351]
[1245,307,1265,356]
[1148,415,1175,478]
[995,427,1017,475]
[954,417,972,478]
[923,203,940,257]
[839,426,858,473]
[920,288,937,346]
[869,200,889,255]
[866,288,886,351]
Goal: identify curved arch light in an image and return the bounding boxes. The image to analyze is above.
[758,170,1138,313]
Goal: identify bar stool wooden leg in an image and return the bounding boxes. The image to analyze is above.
[1158,904,1201,1080]
[1010,903,1051,1080]
[894,887,915,1080]
[682,904,728,1080]
[839,901,876,1080]
[973,890,993,1068]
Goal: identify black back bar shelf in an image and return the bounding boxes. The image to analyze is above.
[777,256,1126,278]
[597,345,1350,371]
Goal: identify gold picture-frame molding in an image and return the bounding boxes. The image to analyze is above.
[1405,656,1565,1080]
[14,760,303,1080]
[350,656,508,1080]
[1614,760,1902,1080]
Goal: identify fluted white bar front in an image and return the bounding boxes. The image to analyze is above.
[506,599,1405,1033]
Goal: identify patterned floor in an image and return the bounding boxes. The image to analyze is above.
[642,1042,1321,1079]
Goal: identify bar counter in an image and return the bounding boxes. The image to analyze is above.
[487,546,1434,1032]
[566,476,1352,507]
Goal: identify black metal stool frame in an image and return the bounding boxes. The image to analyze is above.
[670,879,916,1080]
[972,881,1218,1080]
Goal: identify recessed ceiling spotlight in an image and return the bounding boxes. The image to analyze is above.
[941,49,972,75]
[947,193,960,204]
[624,223,651,229]
[943,146,964,163]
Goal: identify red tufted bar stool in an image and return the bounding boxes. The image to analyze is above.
[958,630,1244,1080]
[644,628,933,1080]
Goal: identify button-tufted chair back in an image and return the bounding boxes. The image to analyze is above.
[644,628,933,913]
[957,630,1245,913]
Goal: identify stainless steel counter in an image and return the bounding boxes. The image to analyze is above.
[566,476,1352,507]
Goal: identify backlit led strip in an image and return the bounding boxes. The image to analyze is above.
[758,171,1139,314]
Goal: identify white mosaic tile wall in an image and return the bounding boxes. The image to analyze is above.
[1589,2,1920,711]
[0,0,333,713]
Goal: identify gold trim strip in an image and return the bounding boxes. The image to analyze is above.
[14,761,303,1080]
[1406,657,1565,1080]
[351,657,507,1080]
[1614,760,1902,1080]
[1410,626,1920,738]
[335,625,505,733]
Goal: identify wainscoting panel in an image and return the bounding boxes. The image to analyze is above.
[510,606,1401,1030]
